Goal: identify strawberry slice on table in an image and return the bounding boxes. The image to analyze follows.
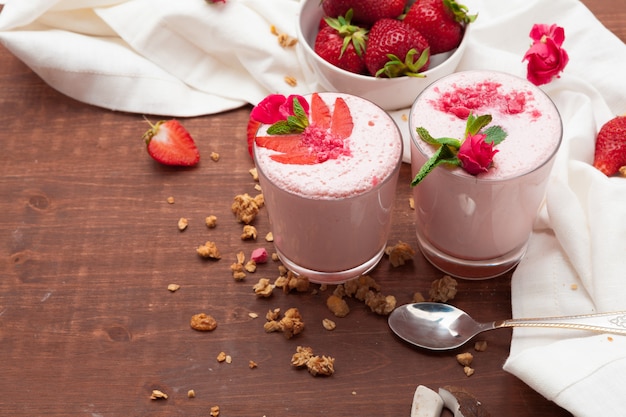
[593,115,626,176]
[143,119,200,166]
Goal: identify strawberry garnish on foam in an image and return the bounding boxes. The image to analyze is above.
[254,93,353,165]
[143,119,200,167]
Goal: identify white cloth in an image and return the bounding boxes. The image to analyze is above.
[2,0,626,415]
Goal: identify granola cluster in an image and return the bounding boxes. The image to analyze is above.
[263,307,305,339]
[231,193,264,224]
[190,313,218,332]
[385,241,415,267]
[291,346,335,377]
[330,275,397,316]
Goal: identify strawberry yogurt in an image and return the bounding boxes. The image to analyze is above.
[254,92,403,284]
[409,70,562,279]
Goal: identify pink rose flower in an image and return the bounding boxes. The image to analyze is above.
[250,94,309,124]
[523,23,569,86]
[457,133,498,175]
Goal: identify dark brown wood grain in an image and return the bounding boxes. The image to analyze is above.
[0,2,622,416]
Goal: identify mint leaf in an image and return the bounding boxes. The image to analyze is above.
[410,144,461,186]
[465,114,492,136]
[483,125,507,145]
[267,120,293,135]
[416,127,461,148]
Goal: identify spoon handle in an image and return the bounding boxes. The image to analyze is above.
[495,311,626,335]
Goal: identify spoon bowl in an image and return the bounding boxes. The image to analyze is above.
[388,302,626,350]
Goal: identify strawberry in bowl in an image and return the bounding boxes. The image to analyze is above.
[296,0,475,110]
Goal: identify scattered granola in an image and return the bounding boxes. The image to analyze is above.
[241,225,258,240]
[253,278,275,297]
[178,217,189,231]
[197,241,221,259]
[187,389,195,398]
[412,292,426,303]
[265,232,274,242]
[264,307,305,339]
[274,271,309,293]
[166,196,175,204]
[333,275,396,316]
[217,351,227,362]
[248,312,259,319]
[210,151,220,161]
[205,215,217,228]
[429,275,458,302]
[456,352,473,367]
[190,313,218,331]
[474,340,488,352]
[150,389,168,400]
[463,366,475,377]
[230,262,246,281]
[284,75,298,87]
[385,241,415,267]
[326,294,350,318]
[291,346,335,377]
[210,405,220,417]
[232,193,261,224]
[409,197,415,209]
[322,318,336,331]
[244,260,257,272]
[249,360,258,369]
[249,167,259,181]
[167,283,180,292]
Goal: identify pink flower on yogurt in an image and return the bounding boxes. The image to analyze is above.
[523,23,569,86]
[411,113,507,186]
[250,94,309,124]
[457,133,498,175]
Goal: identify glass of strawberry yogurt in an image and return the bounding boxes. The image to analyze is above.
[253,92,403,284]
[409,70,562,279]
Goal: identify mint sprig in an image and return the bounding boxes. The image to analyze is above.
[266,98,309,135]
[410,113,507,187]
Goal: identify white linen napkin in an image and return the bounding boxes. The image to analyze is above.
[2,0,626,415]
[0,0,316,116]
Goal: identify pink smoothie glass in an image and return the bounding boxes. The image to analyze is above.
[409,71,562,279]
[253,92,403,284]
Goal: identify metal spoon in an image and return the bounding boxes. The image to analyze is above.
[388,302,626,351]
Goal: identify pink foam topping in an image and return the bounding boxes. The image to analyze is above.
[432,81,541,120]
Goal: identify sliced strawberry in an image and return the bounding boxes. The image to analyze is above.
[270,152,318,165]
[311,93,332,129]
[330,97,354,139]
[143,119,200,166]
[247,118,261,158]
[593,115,626,176]
[255,135,303,153]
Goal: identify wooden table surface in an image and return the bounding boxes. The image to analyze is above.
[1,2,623,416]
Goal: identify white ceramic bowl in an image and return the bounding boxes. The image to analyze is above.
[296,0,472,111]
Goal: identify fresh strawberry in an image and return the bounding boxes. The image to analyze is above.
[364,18,430,78]
[322,0,405,26]
[143,119,200,166]
[247,118,261,158]
[593,115,626,176]
[314,11,368,75]
[403,0,475,55]
[311,92,332,129]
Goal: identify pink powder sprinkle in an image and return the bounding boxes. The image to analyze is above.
[432,81,541,120]
[251,248,268,264]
